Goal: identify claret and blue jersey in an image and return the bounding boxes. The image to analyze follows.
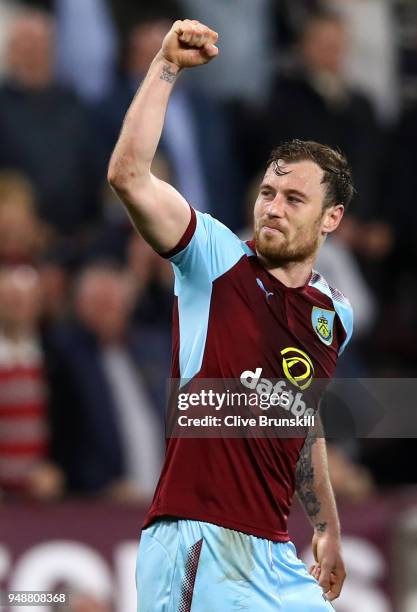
[144,207,353,542]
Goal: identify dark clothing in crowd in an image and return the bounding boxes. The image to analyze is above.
[47,322,169,494]
[109,0,181,35]
[265,71,383,220]
[374,106,417,366]
[0,82,98,233]
[386,107,417,253]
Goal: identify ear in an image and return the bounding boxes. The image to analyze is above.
[322,204,344,235]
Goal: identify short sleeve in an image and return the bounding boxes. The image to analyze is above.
[164,208,246,292]
[160,209,248,380]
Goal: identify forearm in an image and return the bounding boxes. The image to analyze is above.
[108,52,180,190]
[106,19,218,250]
[295,428,340,537]
[296,424,346,599]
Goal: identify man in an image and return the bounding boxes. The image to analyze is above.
[0,266,64,500]
[0,8,97,234]
[47,263,168,499]
[108,19,353,611]
[266,9,380,221]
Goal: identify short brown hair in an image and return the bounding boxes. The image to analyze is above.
[267,139,354,210]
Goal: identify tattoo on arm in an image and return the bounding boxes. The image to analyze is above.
[160,63,178,84]
[295,431,321,520]
[315,521,328,533]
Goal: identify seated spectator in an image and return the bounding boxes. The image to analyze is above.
[0,8,99,234]
[47,263,169,502]
[0,266,64,500]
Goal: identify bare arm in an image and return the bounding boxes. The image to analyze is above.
[295,419,346,601]
[107,20,218,252]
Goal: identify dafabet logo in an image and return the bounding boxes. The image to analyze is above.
[281,347,314,391]
[240,347,316,418]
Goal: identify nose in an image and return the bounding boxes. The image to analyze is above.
[266,192,285,218]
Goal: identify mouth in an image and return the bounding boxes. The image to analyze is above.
[261,225,285,237]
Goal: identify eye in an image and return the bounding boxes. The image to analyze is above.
[287,195,302,204]
[261,188,273,198]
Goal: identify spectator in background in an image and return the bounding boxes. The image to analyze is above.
[327,0,400,125]
[266,9,382,222]
[0,8,99,234]
[47,264,168,502]
[386,97,417,274]
[276,0,400,125]
[177,0,275,190]
[372,74,417,370]
[54,0,117,103]
[179,0,274,106]
[0,170,49,266]
[357,86,417,489]
[0,266,64,501]
[78,154,175,329]
[0,170,72,329]
[94,12,243,229]
[127,231,173,330]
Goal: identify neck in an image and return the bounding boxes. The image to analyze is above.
[258,254,315,288]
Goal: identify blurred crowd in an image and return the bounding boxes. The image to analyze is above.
[0,0,416,507]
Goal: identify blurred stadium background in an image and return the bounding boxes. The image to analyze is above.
[0,0,417,610]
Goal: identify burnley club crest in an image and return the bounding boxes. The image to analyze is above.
[311,307,335,346]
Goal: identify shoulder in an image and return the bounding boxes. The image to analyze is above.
[310,271,353,354]
[309,270,352,308]
[168,209,248,277]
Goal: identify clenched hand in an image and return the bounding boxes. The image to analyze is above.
[310,531,346,601]
[161,19,219,68]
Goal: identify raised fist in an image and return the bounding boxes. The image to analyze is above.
[161,19,219,68]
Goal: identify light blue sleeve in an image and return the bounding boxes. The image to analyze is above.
[334,299,354,355]
[169,210,246,291]
[168,211,246,381]
[309,271,354,355]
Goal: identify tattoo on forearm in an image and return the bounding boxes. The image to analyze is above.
[160,63,178,83]
[295,431,321,519]
[315,521,327,533]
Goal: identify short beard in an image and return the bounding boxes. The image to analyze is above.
[254,217,323,267]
